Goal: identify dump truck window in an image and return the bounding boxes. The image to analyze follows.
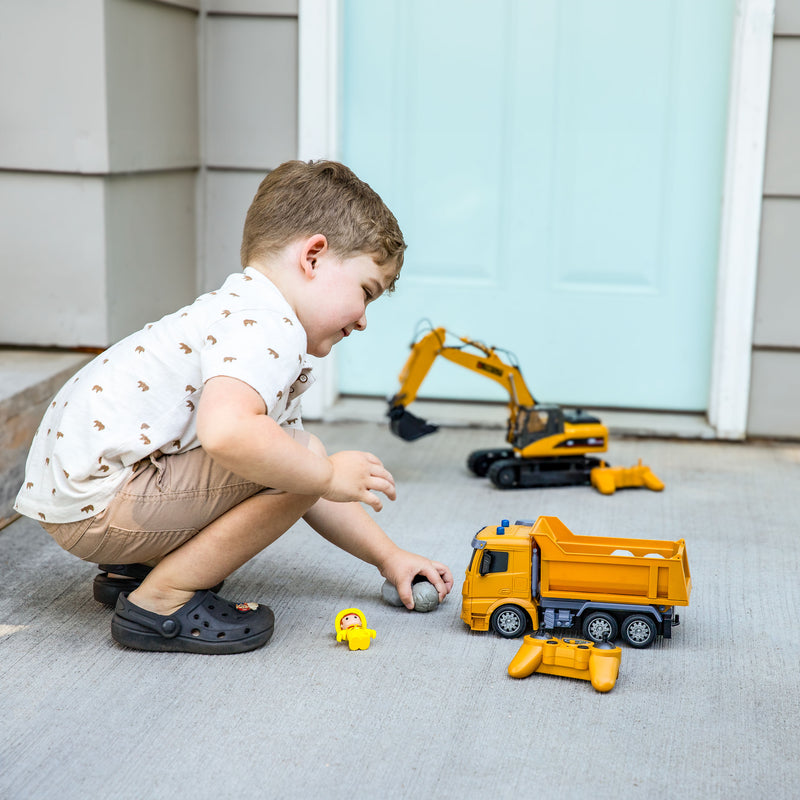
[479,550,509,575]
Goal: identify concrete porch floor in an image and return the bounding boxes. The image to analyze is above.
[1,420,799,799]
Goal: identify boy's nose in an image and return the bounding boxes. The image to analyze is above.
[354,314,367,331]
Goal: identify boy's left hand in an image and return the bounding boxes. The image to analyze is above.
[380,552,454,610]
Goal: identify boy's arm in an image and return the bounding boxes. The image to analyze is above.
[303,499,454,609]
[198,376,452,606]
[197,376,394,511]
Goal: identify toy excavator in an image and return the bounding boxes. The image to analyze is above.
[387,324,664,494]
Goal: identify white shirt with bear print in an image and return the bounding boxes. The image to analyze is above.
[15,268,314,524]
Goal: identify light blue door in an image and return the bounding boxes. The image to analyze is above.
[338,0,733,411]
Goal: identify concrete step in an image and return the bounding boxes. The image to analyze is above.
[0,349,91,529]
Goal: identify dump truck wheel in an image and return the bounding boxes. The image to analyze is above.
[582,612,619,644]
[621,614,657,648]
[490,605,528,638]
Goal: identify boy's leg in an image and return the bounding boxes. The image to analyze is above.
[127,488,317,615]
[40,431,323,611]
[126,431,328,615]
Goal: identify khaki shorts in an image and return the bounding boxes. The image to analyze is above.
[40,431,311,565]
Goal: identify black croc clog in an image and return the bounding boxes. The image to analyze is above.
[111,590,274,654]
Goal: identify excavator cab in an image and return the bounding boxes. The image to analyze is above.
[510,405,565,450]
[509,405,605,449]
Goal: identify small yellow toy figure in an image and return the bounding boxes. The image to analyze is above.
[335,607,376,651]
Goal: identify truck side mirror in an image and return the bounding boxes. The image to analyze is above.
[479,551,493,575]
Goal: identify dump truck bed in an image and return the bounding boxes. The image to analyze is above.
[530,516,691,606]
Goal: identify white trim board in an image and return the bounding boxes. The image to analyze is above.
[709,0,775,439]
[296,0,342,420]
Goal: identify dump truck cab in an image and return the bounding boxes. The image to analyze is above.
[461,521,539,637]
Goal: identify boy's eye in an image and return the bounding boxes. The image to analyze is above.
[363,287,373,301]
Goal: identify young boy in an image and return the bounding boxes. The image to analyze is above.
[15,160,453,654]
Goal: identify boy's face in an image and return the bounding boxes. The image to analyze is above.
[299,251,394,358]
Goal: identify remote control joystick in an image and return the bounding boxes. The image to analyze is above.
[508,634,621,692]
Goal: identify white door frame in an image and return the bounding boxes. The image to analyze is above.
[708,0,775,439]
[296,0,343,420]
[298,0,775,439]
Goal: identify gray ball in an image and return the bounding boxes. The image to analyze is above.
[411,580,440,613]
[381,578,404,607]
[380,578,440,612]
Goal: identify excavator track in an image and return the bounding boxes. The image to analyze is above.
[466,448,515,477]
[487,455,607,490]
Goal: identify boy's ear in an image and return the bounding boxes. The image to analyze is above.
[299,234,328,278]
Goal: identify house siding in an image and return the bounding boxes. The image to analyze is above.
[748,1,800,437]
[0,0,200,348]
[201,3,299,292]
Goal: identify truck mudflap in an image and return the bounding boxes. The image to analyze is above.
[662,611,679,638]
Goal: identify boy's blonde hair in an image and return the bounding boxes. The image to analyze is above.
[241,160,406,288]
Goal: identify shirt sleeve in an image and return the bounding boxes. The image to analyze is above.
[199,309,305,417]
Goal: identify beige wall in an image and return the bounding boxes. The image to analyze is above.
[201,1,299,291]
[748,0,800,437]
[0,0,199,348]
[0,0,298,348]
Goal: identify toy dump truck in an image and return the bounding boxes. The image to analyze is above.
[461,516,691,648]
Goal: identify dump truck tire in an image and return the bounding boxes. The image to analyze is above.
[490,605,528,638]
[621,614,657,648]
[583,612,619,644]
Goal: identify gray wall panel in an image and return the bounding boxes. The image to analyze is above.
[753,198,800,348]
[207,1,298,14]
[0,173,109,346]
[0,0,109,173]
[748,350,800,438]
[763,39,800,196]
[205,15,298,169]
[105,172,198,342]
[202,171,265,291]
[775,0,800,34]
[106,0,200,171]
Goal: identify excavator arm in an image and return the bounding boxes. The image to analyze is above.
[387,326,535,442]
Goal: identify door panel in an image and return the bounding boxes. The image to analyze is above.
[339,0,733,410]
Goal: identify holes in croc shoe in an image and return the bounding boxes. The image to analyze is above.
[191,629,201,637]
[244,628,251,634]
[217,632,226,639]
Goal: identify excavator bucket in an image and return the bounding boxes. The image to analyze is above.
[388,406,439,441]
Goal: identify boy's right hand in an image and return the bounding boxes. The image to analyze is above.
[323,451,396,512]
